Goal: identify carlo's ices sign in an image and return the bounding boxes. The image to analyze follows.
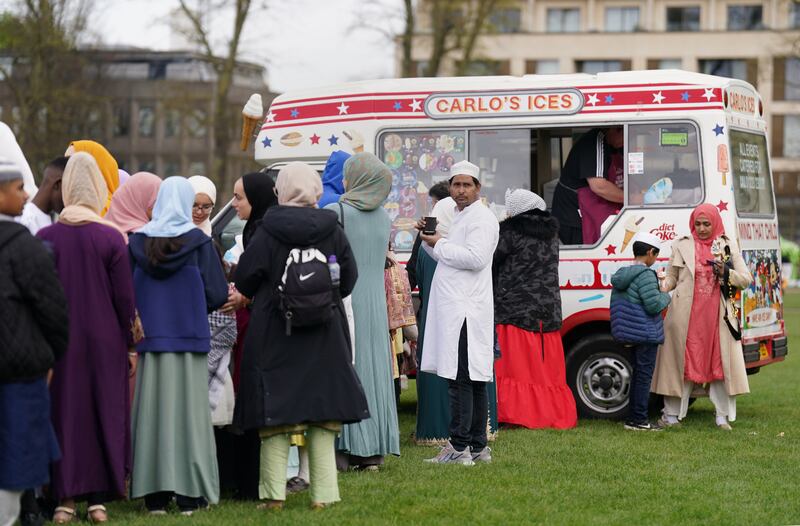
[424,89,584,119]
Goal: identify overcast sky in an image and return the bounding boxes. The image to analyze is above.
[96,0,400,93]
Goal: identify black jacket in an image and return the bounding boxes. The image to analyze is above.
[233,205,369,430]
[492,211,562,332]
[0,222,69,382]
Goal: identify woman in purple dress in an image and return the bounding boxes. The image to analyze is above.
[37,152,137,524]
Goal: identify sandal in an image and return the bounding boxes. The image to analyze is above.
[286,476,310,494]
[256,500,284,511]
[87,504,108,523]
[53,506,77,524]
[311,501,335,510]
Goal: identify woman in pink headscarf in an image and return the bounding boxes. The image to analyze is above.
[651,204,752,430]
[105,172,162,242]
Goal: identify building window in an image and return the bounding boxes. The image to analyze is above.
[165,109,181,138]
[785,58,800,100]
[666,6,700,31]
[459,60,510,76]
[784,116,800,157]
[727,5,763,30]
[577,60,628,74]
[113,103,129,137]
[792,1,800,28]
[547,8,580,32]
[138,105,155,138]
[186,109,208,138]
[605,7,640,32]
[86,109,103,139]
[489,8,522,33]
[650,59,683,70]
[138,159,155,173]
[163,160,180,177]
[534,60,560,74]
[699,59,749,82]
[188,161,206,176]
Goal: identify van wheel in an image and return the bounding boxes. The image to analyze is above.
[566,334,632,419]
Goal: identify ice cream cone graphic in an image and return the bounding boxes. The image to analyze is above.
[240,94,263,151]
[621,216,645,252]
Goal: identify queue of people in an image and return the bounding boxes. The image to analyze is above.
[0,127,755,525]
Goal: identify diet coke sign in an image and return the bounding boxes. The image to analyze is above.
[650,223,676,241]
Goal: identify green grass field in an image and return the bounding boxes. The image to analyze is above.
[103,291,800,525]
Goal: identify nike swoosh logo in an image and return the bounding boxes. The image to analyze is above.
[299,273,315,281]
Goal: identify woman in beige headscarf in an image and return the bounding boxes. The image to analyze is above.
[233,162,368,510]
[36,152,137,523]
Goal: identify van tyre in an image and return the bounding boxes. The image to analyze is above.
[566,334,632,419]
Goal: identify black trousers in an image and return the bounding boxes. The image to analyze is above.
[447,321,488,452]
[558,223,583,245]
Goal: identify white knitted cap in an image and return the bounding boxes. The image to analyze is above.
[0,158,23,183]
[504,188,546,217]
[449,160,480,181]
[632,231,663,250]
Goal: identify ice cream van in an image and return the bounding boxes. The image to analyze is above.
[216,70,787,419]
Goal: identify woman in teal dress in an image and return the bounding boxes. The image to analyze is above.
[326,153,400,470]
[414,197,498,445]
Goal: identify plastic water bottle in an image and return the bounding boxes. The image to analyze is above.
[328,255,340,287]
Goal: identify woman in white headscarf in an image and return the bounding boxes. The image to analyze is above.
[493,189,576,430]
[188,176,217,236]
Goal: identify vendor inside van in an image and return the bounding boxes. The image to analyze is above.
[552,126,624,245]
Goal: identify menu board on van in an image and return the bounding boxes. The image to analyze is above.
[730,130,775,216]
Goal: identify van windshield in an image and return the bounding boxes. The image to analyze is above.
[730,130,775,216]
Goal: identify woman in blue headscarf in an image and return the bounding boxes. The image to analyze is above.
[128,177,229,515]
[318,151,351,208]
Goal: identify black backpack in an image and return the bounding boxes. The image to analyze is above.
[277,247,337,335]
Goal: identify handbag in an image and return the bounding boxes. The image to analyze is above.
[385,262,416,330]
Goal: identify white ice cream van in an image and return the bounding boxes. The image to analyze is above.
[216,70,786,418]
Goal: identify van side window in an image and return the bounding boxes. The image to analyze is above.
[378,130,467,252]
[626,124,702,207]
[468,129,534,218]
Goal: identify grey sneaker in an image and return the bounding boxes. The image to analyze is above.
[471,446,492,463]
[423,441,474,465]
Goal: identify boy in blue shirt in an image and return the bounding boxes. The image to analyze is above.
[610,232,671,431]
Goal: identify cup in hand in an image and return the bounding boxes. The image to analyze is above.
[422,216,437,235]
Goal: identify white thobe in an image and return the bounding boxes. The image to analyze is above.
[420,200,499,382]
[16,202,53,234]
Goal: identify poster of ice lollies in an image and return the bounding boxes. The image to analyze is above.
[741,249,783,335]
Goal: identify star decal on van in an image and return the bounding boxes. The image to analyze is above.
[716,200,729,212]
[586,93,599,106]
[702,88,716,101]
[409,99,422,112]
[713,124,724,136]
[261,135,272,147]
[328,134,339,146]
[652,91,665,104]
[310,134,320,145]
[605,244,617,255]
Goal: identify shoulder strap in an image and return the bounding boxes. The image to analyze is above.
[338,202,345,229]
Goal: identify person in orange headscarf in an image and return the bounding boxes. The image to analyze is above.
[65,140,119,215]
[651,204,752,430]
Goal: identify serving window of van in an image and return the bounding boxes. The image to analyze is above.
[625,123,703,207]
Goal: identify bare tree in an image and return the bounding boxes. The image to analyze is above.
[0,0,101,176]
[177,0,255,197]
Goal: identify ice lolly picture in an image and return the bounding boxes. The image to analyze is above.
[621,216,645,252]
[717,144,729,185]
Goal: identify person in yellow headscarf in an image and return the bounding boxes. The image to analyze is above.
[65,140,119,215]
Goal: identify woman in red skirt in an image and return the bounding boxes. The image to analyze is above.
[493,189,577,429]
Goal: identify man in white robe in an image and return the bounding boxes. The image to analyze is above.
[418,160,499,465]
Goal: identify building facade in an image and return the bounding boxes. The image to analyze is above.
[406,0,800,241]
[1,48,272,189]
